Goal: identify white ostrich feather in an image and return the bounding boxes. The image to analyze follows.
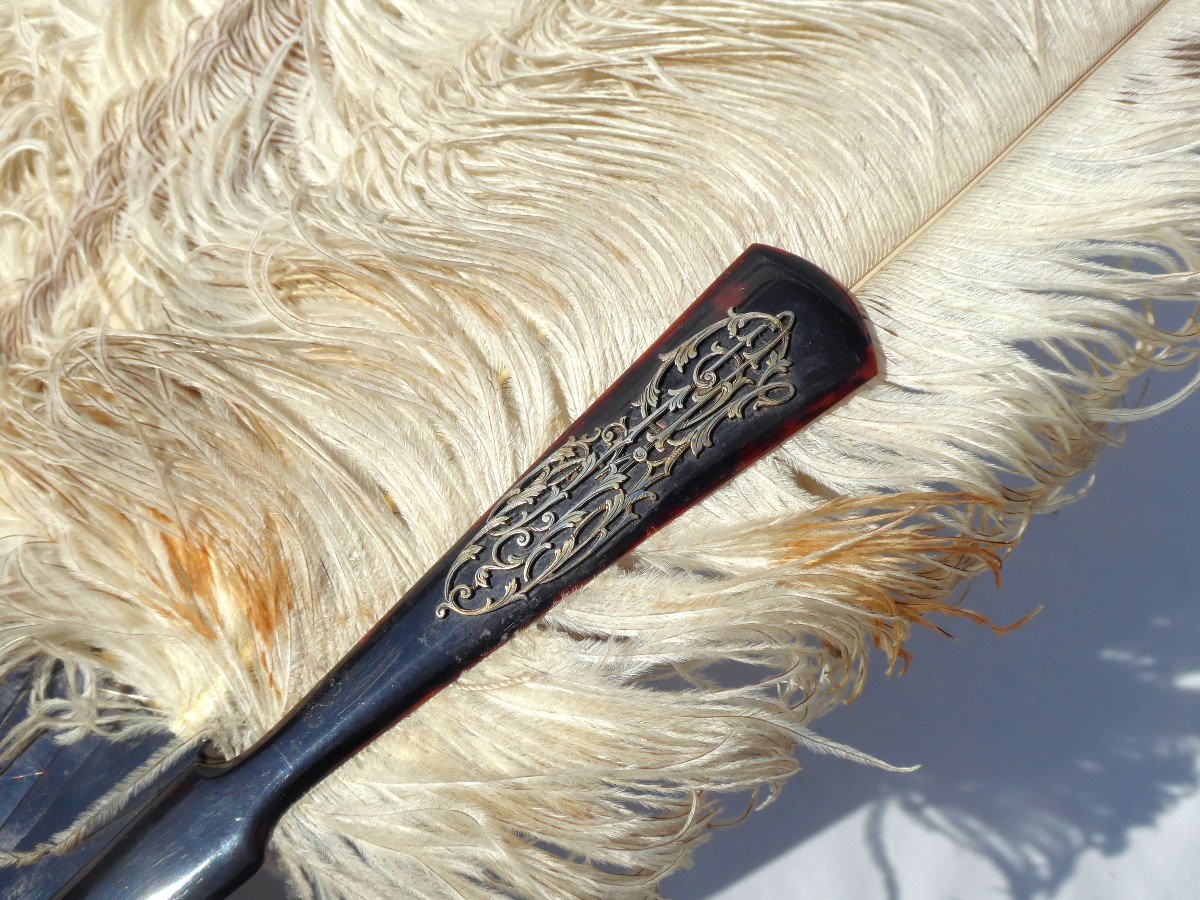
[1,0,1198,896]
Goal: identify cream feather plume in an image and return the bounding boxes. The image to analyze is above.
[0,0,1197,896]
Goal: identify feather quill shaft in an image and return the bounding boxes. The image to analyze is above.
[850,0,1173,294]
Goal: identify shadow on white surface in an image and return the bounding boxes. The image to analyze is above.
[665,400,1200,898]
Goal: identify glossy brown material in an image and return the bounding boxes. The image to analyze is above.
[54,245,875,899]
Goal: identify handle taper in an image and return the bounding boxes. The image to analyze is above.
[58,244,876,899]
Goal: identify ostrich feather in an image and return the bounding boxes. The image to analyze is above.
[0,0,1198,896]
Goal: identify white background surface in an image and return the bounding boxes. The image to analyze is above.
[664,397,1200,899]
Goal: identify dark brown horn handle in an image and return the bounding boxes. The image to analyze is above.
[57,245,876,899]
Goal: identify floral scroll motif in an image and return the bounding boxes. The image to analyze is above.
[436,308,797,618]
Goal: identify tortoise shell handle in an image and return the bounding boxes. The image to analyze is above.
[58,245,876,899]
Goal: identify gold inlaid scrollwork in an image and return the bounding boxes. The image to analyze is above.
[436,307,797,618]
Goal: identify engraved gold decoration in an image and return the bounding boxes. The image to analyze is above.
[436,308,797,618]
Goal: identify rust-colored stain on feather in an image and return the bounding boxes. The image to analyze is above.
[140,512,293,695]
[776,492,1034,674]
